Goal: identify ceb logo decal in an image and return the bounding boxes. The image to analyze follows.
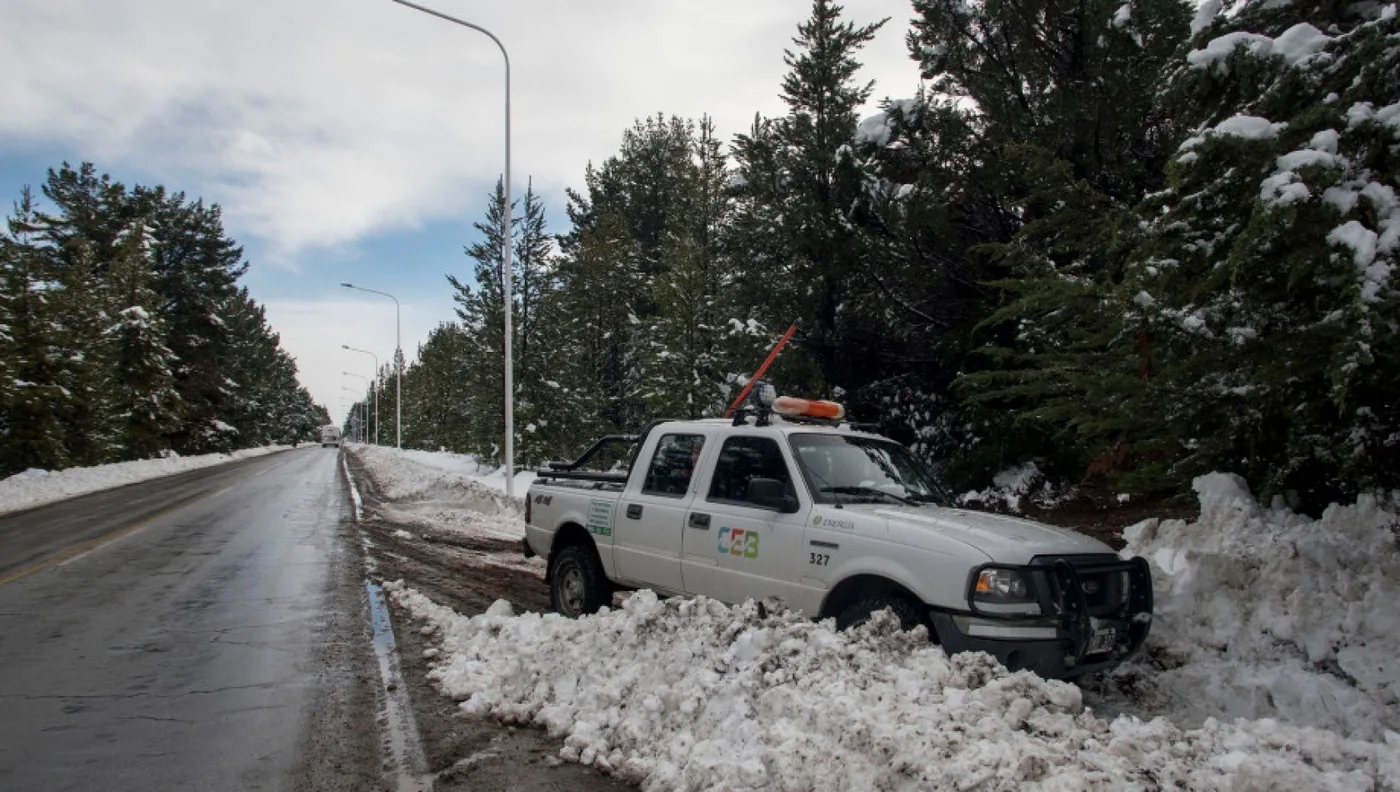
[717,527,760,559]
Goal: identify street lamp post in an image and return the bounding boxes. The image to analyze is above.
[341,386,364,443]
[343,346,380,445]
[390,0,516,498]
[343,372,374,445]
[341,283,402,449]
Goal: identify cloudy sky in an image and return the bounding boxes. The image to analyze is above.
[1,0,924,423]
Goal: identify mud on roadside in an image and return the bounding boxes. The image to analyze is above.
[343,450,632,792]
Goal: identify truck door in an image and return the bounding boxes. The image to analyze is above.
[613,432,707,594]
[685,435,813,611]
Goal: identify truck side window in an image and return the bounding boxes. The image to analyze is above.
[707,436,794,507]
[641,434,705,497]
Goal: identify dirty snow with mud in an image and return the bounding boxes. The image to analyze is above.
[348,444,527,541]
[388,588,1397,791]
[379,456,1400,790]
[0,444,293,516]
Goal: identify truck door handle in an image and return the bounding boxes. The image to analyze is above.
[688,513,710,530]
[626,504,643,520]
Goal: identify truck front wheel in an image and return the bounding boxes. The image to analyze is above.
[549,544,610,617]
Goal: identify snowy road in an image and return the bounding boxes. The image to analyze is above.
[0,447,380,791]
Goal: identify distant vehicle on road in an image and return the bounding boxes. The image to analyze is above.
[523,393,1153,679]
[320,425,342,448]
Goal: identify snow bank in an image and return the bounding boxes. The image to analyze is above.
[395,448,538,496]
[0,445,291,516]
[387,585,1397,792]
[1110,473,1400,741]
[348,445,528,540]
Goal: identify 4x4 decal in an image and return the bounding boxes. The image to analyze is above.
[717,527,760,559]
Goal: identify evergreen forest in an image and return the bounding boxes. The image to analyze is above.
[0,163,329,475]
[370,0,1397,512]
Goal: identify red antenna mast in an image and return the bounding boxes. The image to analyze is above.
[724,322,799,417]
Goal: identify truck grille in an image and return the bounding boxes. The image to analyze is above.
[1036,555,1130,618]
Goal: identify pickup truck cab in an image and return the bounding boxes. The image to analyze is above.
[522,402,1152,679]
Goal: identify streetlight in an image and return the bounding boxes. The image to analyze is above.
[343,372,374,445]
[341,386,364,443]
[341,282,402,450]
[343,345,380,445]
[389,0,516,498]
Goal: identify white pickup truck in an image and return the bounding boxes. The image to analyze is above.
[522,401,1152,679]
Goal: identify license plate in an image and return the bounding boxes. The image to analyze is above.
[1087,628,1116,655]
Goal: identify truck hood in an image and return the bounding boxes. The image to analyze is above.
[868,505,1114,564]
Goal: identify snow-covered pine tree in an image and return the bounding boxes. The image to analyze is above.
[553,210,647,437]
[1125,0,1400,504]
[729,0,886,396]
[889,0,1192,484]
[450,178,513,461]
[511,179,568,465]
[0,189,69,474]
[32,164,133,465]
[136,184,246,454]
[642,116,762,419]
[400,323,475,452]
[102,219,181,459]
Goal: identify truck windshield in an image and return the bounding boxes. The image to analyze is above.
[789,433,948,506]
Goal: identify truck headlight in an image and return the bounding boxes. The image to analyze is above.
[973,568,1036,603]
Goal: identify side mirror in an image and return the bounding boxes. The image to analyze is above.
[748,477,798,513]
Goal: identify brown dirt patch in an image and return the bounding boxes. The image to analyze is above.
[1023,495,1198,550]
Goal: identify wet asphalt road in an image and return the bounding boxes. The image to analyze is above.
[0,447,378,791]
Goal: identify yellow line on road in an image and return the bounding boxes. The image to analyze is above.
[0,487,231,588]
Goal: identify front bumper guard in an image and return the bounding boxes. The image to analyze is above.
[964,556,1153,672]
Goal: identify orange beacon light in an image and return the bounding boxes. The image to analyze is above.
[771,396,845,421]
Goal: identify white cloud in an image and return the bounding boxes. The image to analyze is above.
[0,0,922,262]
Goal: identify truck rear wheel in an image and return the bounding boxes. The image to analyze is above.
[549,544,610,618]
[836,594,927,634]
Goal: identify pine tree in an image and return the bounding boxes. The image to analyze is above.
[511,179,564,464]
[734,0,885,394]
[450,178,512,461]
[887,0,1192,483]
[102,219,181,459]
[908,0,1192,202]
[137,184,247,453]
[555,210,647,435]
[0,164,327,470]
[401,323,475,451]
[1118,0,1400,504]
[643,117,765,418]
[32,164,131,465]
[0,189,69,473]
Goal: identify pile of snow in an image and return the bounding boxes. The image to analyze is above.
[348,445,528,541]
[396,448,538,496]
[958,462,1074,514]
[0,445,291,516]
[1106,473,1400,741]
[387,585,1397,792]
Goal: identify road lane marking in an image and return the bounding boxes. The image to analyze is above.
[0,482,242,587]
